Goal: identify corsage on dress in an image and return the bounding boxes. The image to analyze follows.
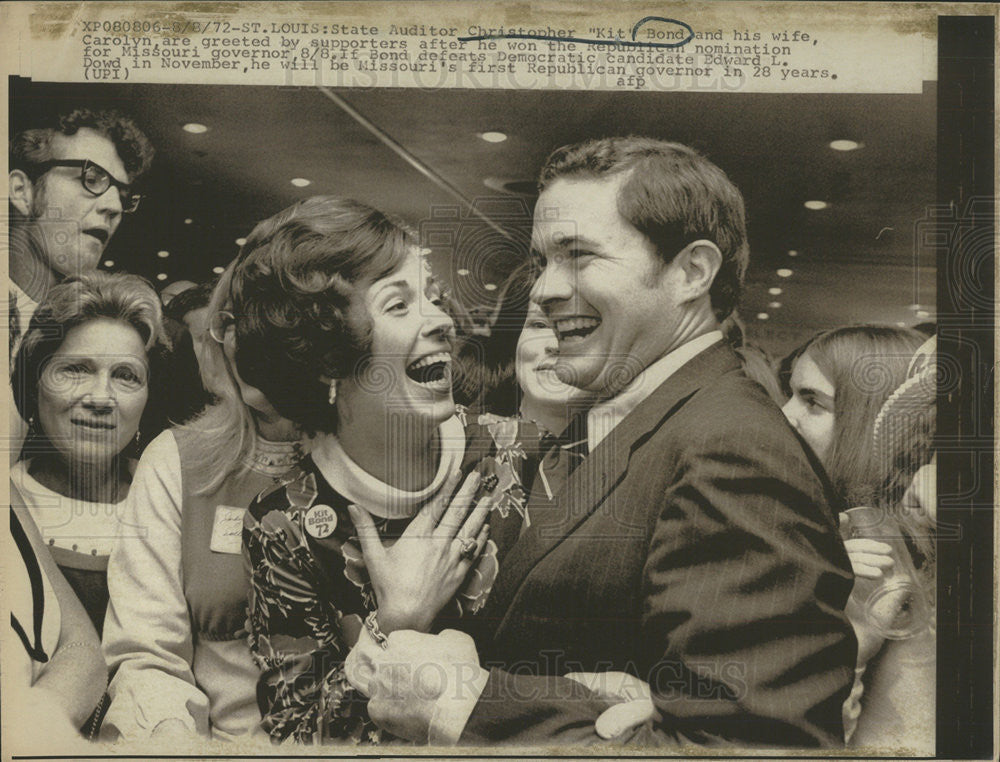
[243,413,532,745]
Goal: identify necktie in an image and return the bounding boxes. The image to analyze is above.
[522,415,589,537]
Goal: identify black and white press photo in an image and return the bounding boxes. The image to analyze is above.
[2,2,994,759]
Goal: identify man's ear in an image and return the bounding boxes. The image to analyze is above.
[9,170,34,216]
[672,239,722,303]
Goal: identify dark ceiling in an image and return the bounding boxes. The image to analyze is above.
[10,78,936,356]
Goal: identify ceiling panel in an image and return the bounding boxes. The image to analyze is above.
[10,78,936,358]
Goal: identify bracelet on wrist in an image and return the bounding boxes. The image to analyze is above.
[365,610,389,650]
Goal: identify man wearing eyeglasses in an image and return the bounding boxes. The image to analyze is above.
[8,108,154,461]
[8,108,154,350]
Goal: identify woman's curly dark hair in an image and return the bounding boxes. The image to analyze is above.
[229,196,413,432]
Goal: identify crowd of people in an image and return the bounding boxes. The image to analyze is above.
[8,110,938,752]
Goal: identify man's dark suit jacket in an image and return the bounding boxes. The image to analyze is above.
[461,341,857,747]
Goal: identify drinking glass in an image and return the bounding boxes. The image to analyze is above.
[842,506,931,640]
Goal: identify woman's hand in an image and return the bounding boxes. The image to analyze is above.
[839,512,895,579]
[347,470,493,633]
[844,538,895,579]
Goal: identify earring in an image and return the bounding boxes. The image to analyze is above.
[328,379,337,406]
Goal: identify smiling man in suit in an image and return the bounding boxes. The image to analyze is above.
[347,137,857,748]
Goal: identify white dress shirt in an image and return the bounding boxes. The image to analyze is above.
[587,330,723,451]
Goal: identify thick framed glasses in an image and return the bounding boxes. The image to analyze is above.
[31,159,142,213]
[208,310,236,343]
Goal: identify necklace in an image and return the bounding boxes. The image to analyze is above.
[243,438,304,478]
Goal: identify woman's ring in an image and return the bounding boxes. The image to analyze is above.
[457,536,478,561]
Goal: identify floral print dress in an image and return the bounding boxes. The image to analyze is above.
[243,412,528,745]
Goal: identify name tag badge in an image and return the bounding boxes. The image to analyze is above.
[210,505,246,555]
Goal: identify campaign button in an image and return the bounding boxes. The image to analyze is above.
[304,504,337,539]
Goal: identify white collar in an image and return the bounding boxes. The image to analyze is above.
[587,331,723,452]
[9,279,39,322]
[9,279,36,304]
[11,459,126,557]
[310,416,465,519]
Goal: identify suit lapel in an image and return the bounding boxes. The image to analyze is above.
[483,342,743,627]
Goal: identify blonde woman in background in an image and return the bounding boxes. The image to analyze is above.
[102,241,305,741]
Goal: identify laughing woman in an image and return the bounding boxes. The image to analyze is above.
[233,197,509,744]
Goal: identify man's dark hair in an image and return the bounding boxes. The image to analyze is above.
[538,137,748,321]
[164,281,216,323]
[10,108,155,182]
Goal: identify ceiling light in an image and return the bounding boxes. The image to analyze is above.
[235,237,247,246]
[290,178,311,187]
[480,131,508,143]
[787,250,799,257]
[484,283,498,291]
[896,321,907,327]
[157,250,170,258]
[768,287,783,295]
[768,301,782,309]
[757,312,769,320]
[804,200,828,210]
[184,218,193,225]
[156,273,168,281]
[915,309,930,319]
[103,260,114,268]
[182,123,208,134]
[212,266,226,275]
[456,268,470,276]
[776,268,793,278]
[829,140,861,151]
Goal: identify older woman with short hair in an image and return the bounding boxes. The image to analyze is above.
[11,271,166,635]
